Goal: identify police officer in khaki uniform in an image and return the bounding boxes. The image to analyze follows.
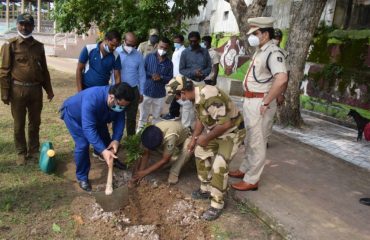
[137,28,159,57]
[0,13,54,165]
[132,120,192,184]
[175,77,245,221]
[229,17,288,191]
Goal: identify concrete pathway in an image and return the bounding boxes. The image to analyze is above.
[274,114,370,170]
[229,133,370,240]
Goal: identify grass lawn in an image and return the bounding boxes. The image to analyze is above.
[300,95,370,120]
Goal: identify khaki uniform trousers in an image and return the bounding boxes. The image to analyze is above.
[195,128,246,209]
[10,84,43,156]
[240,98,276,184]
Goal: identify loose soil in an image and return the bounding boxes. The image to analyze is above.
[70,180,210,240]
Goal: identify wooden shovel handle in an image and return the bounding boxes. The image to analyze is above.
[105,163,113,195]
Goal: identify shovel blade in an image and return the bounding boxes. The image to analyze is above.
[92,185,129,212]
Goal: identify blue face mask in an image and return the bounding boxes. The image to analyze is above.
[111,104,126,112]
[200,42,206,48]
[110,99,126,112]
[174,43,182,49]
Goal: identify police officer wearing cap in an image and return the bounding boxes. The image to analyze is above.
[0,13,54,165]
[138,28,159,57]
[229,17,288,191]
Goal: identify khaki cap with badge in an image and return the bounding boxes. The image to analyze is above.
[247,17,274,35]
[17,13,35,25]
[165,76,186,104]
[149,28,159,36]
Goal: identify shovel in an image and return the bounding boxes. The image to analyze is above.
[92,162,129,212]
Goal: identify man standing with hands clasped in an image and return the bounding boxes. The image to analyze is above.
[0,13,54,165]
[229,17,288,191]
[137,37,173,131]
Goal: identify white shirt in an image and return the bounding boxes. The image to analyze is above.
[172,45,186,77]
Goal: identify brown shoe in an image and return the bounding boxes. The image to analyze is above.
[16,155,27,166]
[228,170,245,178]
[231,181,258,191]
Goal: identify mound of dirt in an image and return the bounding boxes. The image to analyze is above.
[70,180,210,240]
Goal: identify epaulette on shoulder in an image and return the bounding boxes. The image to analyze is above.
[7,37,18,43]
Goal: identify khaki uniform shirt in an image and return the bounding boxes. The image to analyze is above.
[138,40,157,57]
[194,85,243,133]
[155,121,190,156]
[205,48,220,80]
[243,40,287,93]
[0,36,53,101]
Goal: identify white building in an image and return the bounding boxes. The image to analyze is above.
[186,0,338,35]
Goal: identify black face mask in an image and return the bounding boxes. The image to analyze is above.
[189,40,200,50]
[149,35,159,45]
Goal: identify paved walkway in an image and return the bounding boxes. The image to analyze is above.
[274,114,370,170]
[229,133,370,240]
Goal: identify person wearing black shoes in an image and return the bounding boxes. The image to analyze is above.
[60,83,134,191]
[360,198,370,206]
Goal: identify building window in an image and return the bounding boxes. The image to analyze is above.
[223,11,229,21]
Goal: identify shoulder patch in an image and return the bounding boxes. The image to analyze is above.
[167,143,175,151]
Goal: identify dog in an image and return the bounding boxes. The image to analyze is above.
[347,109,370,141]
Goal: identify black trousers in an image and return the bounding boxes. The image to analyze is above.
[169,98,180,117]
[125,87,140,136]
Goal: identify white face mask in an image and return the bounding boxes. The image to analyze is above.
[248,35,260,47]
[17,30,32,39]
[124,45,133,53]
[103,44,111,53]
[158,49,167,56]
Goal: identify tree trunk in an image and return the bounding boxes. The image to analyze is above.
[277,0,327,127]
[228,0,268,55]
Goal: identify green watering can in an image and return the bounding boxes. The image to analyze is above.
[39,142,56,174]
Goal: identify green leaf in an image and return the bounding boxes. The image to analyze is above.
[52,223,61,233]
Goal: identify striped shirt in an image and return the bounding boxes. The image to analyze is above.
[144,52,173,98]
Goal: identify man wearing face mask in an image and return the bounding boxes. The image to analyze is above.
[76,30,122,92]
[201,36,220,86]
[60,83,134,191]
[161,34,185,121]
[0,13,54,165]
[138,28,159,57]
[178,31,212,129]
[115,32,145,136]
[137,37,173,131]
[229,17,288,191]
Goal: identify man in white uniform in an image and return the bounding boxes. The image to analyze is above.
[229,17,288,191]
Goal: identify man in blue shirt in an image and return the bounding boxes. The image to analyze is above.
[60,83,134,192]
[116,32,145,136]
[76,30,122,92]
[177,31,212,130]
[138,37,173,131]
